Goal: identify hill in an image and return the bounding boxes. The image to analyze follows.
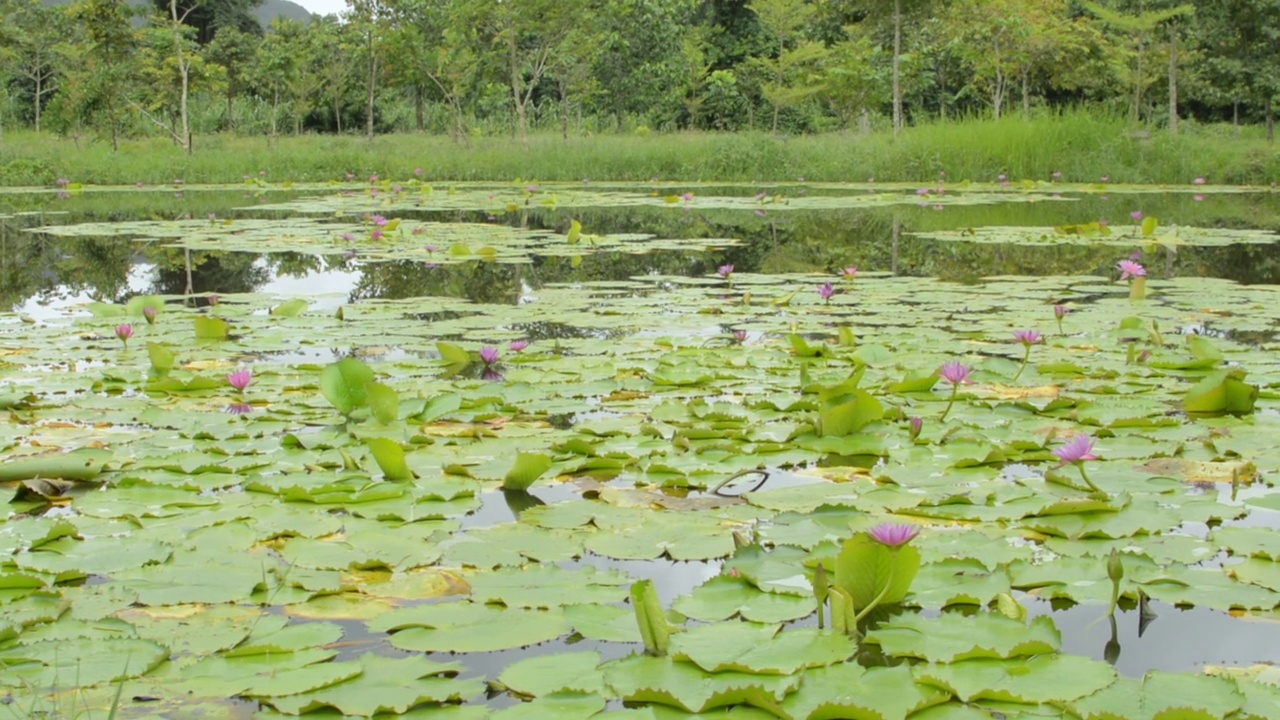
[41,0,314,28]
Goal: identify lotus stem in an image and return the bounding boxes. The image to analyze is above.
[852,564,896,625]
[939,384,958,422]
[1013,347,1030,381]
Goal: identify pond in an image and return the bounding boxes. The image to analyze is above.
[2,178,1280,718]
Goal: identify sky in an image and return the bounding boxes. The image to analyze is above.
[289,0,345,17]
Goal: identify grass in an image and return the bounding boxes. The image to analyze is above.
[2,109,1278,187]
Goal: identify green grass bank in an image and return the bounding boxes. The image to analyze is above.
[2,111,1278,187]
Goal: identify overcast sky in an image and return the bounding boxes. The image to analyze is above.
[290,0,345,17]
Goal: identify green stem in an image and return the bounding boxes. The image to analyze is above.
[852,564,896,625]
[939,384,958,421]
[1013,346,1030,381]
[1077,462,1101,493]
[1108,578,1120,617]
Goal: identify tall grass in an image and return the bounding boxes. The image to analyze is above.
[1,108,1276,186]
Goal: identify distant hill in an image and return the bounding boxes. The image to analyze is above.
[255,0,312,26]
[42,0,314,28]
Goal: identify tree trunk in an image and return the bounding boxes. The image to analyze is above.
[415,85,425,132]
[34,74,42,133]
[335,96,342,134]
[1133,39,1144,124]
[170,0,192,154]
[1021,66,1030,119]
[892,0,902,137]
[366,39,376,140]
[226,89,235,131]
[509,34,528,146]
[1232,102,1239,137]
[1267,97,1274,143]
[271,87,279,137]
[1167,21,1178,135]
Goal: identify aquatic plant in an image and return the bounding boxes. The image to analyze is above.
[1012,329,1041,380]
[114,323,132,349]
[227,368,252,392]
[937,361,972,421]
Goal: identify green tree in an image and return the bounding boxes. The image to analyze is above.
[592,0,697,129]
[1083,1,1194,126]
[252,17,302,136]
[150,0,264,45]
[0,1,69,133]
[469,0,586,144]
[345,0,391,139]
[60,0,139,150]
[747,0,829,132]
[207,26,259,131]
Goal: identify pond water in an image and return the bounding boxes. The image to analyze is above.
[2,179,1280,718]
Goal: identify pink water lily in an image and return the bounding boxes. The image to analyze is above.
[733,330,748,344]
[227,368,252,392]
[143,306,157,325]
[868,523,920,548]
[509,340,529,353]
[1014,329,1041,346]
[115,323,133,348]
[1013,330,1041,381]
[842,266,858,281]
[1193,177,1206,185]
[1129,210,1143,221]
[937,361,971,421]
[479,346,500,365]
[908,416,923,440]
[717,264,734,279]
[938,361,972,385]
[1117,260,1146,281]
[818,282,834,303]
[1053,434,1097,466]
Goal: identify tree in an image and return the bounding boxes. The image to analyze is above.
[469,0,586,144]
[345,0,391,139]
[1083,1,1194,127]
[747,0,829,132]
[151,0,264,44]
[592,0,697,129]
[207,26,259,131]
[252,17,303,136]
[0,1,69,133]
[62,0,139,150]
[855,0,942,135]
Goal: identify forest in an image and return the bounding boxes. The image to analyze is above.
[0,0,1278,152]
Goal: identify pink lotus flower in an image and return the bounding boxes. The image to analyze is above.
[938,361,972,385]
[1053,434,1097,467]
[207,294,221,306]
[868,523,920,548]
[509,340,529,353]
[143,306,157,325]
[681,192,694,202]
[1117,260,1146,281]
[1129,210,1143,221]
[842,267,858,280]
[479,346,500,365]
[115,324,133,348]
[425,245,437,254]
[1194,195,1204,202]
[818,282,834,303]
[733,330,748,344]
[908,416,922,440]
[371,229,384,241]
[371,215,388,227]
[414,168,424,176]
[227,368,252,392]
[1193,177,1206,185]
[1054,305,1067,321]
[1051,171,1062,180]
[717,264,734,279]
[755,192,767,201]
[1014,329,1041,346]
[916,188,930,196]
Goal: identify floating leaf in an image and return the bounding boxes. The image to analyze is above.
[366,437,414,481]
[320,357,376,414]
[194,315,229,340]
[502,453,554,491]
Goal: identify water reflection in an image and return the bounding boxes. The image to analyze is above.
[6,187,1280,312]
